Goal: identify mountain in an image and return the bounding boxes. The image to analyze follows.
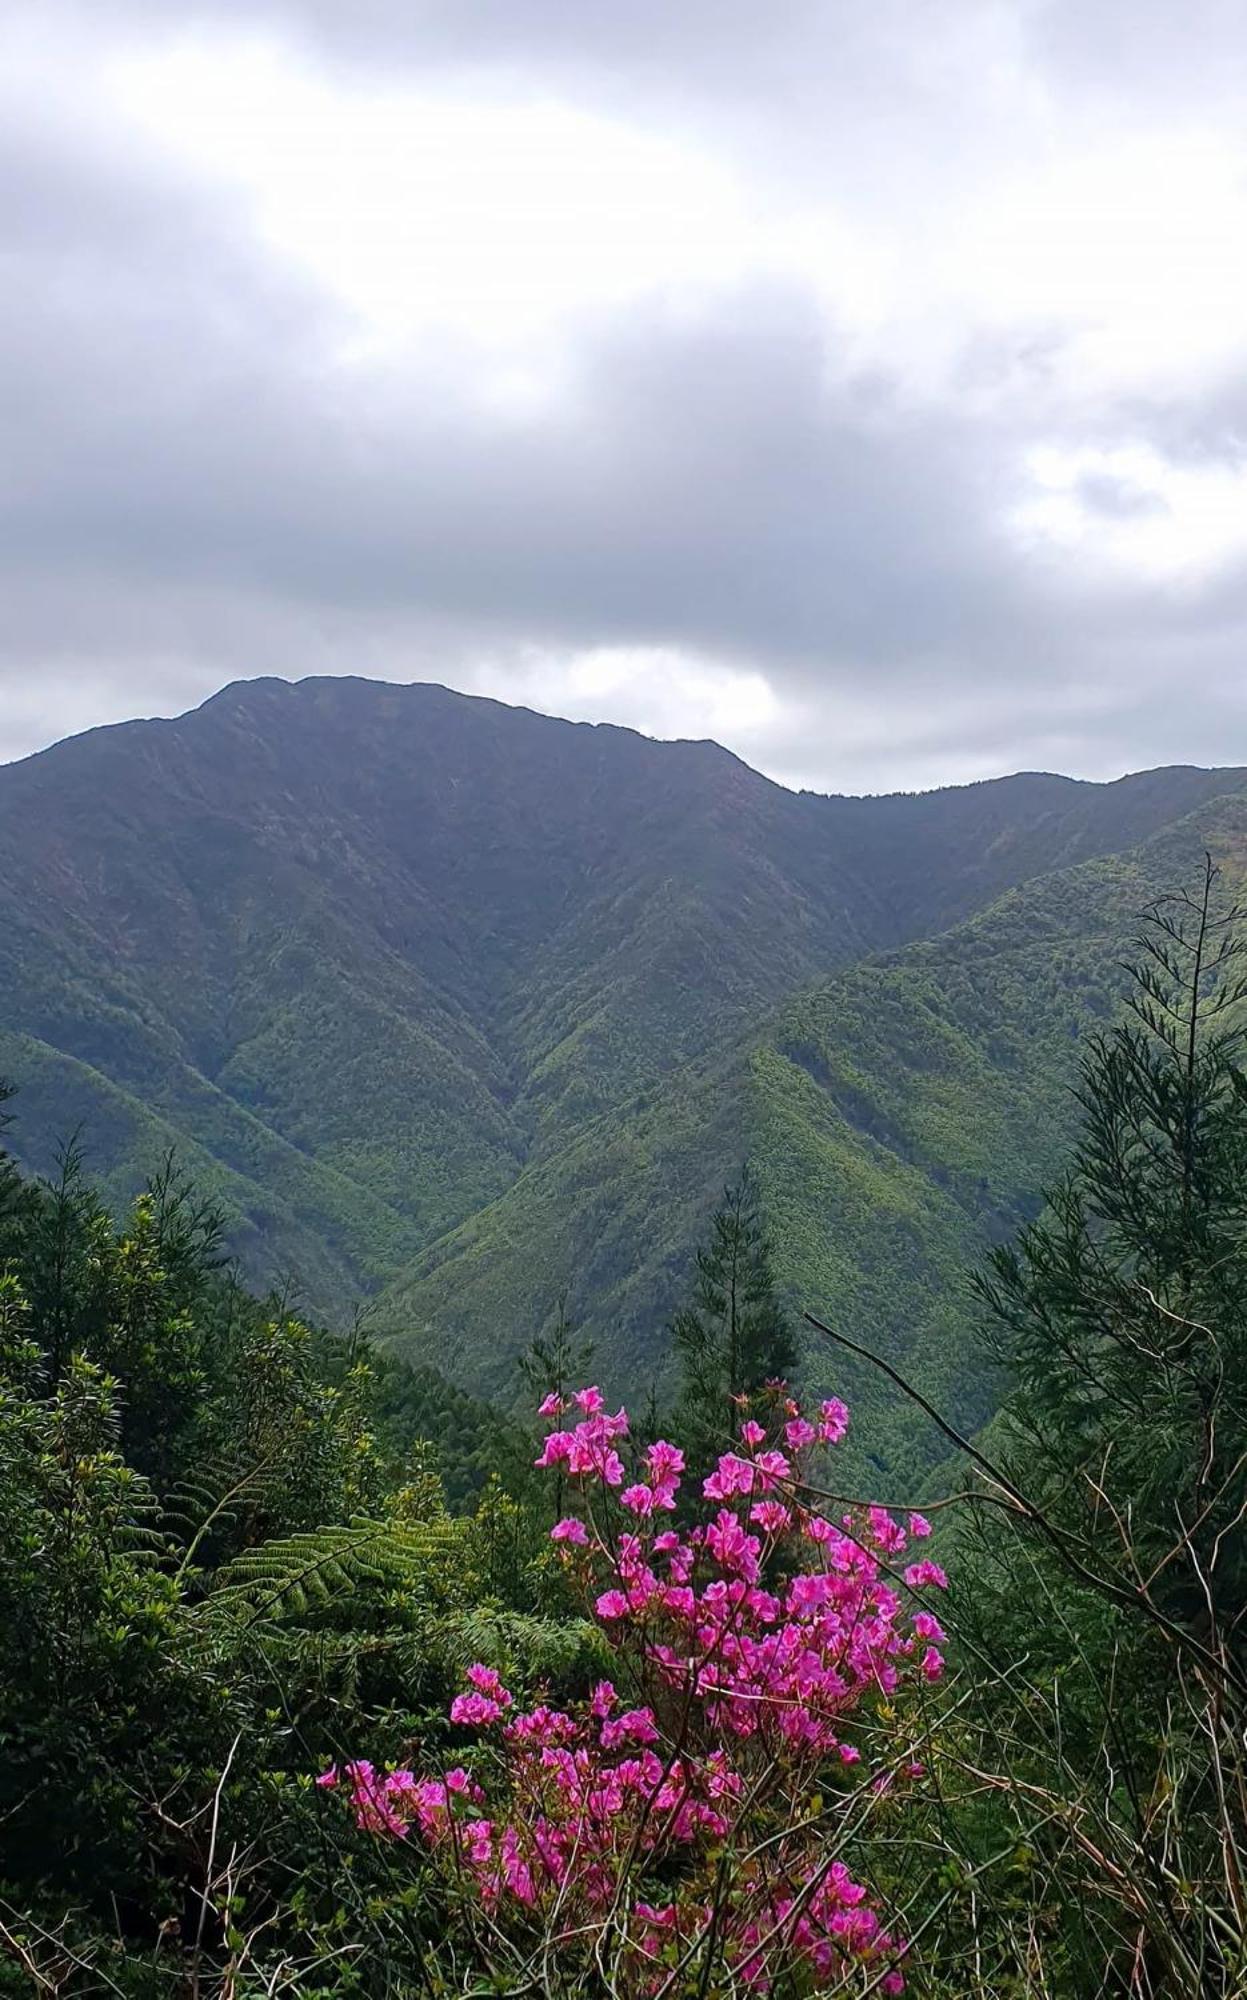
[372,791,1247,1468]
[1,674,1244,1467]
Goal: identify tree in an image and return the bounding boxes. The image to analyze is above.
[671,1166,797,1482]
[950,858,1247,1995]
[974,855,1247,1663]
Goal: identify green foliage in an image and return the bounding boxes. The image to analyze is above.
[3,675,1243,1386]
[0,1138,588,1994]
[899,863,1247,1998]
[380,792,1247,1493]
[670,1164,796,1479]
[974,858,1247,1666]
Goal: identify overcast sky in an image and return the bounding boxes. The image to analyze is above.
[5,0,1247,793]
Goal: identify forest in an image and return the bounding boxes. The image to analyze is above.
[2,862,1245,1997]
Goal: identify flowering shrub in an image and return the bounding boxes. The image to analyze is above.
[320,1385,949,1994]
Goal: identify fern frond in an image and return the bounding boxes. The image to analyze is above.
[200,1515,467,1626]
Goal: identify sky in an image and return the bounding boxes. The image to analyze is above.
[5,0,1247,794]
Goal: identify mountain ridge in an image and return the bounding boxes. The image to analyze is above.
[2,672,1245,1465]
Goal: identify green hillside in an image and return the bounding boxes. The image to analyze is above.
[1,672,1244,1461]
[376,791,1247,1477]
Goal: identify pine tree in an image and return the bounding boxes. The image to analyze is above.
[671,1166,797,1481]
[974,856,1247,1665]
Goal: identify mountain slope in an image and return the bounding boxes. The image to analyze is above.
[0,673,1243,1406]
[374,790,1247,1476]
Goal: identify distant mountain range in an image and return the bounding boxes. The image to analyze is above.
[4,675,1245,1472]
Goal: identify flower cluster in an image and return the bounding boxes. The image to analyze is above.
[320,1385,949,1994]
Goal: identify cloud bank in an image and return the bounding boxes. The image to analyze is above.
[4,0,1247,790]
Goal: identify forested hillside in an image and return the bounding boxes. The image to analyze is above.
[377,790,1247,1471]
[1,674,1244,1459]
[4,880,1246,1997]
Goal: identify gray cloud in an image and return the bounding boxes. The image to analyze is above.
[3,0,1247,790]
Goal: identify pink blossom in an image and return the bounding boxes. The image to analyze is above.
[903,1559,948,1590]
[646,1439,685,1480]
[535,1430,573,1468]
[907,1512,932,1539]
[538,1391,566,1417]
[751,1448,791,1491]
[600,1706,660,1750]
[324,1381,932,1997]
[703,1452,756,1500]
[868,1506,907,1555]
[450,1691,503,1727]
[465,1664,512,1705]
[817,1396,850,1444]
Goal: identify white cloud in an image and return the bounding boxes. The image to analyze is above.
[106,36,766,362]
[466,643,780,750]
[5,0,1247,790]
[1016,442,1247,584]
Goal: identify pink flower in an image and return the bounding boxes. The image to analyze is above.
[538,1391,565,1417]
[466,1664,512,1704]
[751,1448,791,1491]
[785,1415,817,1450]
[703,1452,756,1500]
[903,1560,948,1590]
[595,1589,630,1620]
[551,1516,589,1545]
[907,1512,932,1539]
[450,1691,503,1727]
[920,1646,944,1681]
[573,1385,605,1413]
[600,1706,660,1750]
[868,1506,907,1555]
[535,1430,573,1468]
[646,1439,685,1480]
[621,1483,656,1515]
[818,1397,850,1444]
[740,1418,767,1446]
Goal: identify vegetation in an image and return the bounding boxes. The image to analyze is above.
[3,677,1245,1442]
[3,862,1246,1992]
[4,679,1247,1990]
[670,1166,797,1484]
[0,1117,588,1994]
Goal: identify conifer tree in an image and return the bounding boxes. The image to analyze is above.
[671,1166,797,1481]
[975,854,1247,1668]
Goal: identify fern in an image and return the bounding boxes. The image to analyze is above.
[201,1515,468,1626]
